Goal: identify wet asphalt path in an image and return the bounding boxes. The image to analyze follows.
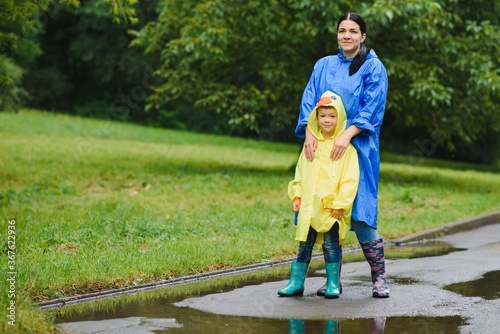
[175,222,500,333]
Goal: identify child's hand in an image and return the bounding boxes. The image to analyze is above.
[293,198,301,212]
[330,209,344,220]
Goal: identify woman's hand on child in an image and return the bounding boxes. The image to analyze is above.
[304,127,317,161]
[330,132,350,161]
[330,125,361,161]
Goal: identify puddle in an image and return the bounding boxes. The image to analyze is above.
[53,284,466,334]
[57,314,465,333]
[385,241,466,259]
[51,241,470,333]
[323,241,466,266]
[444,270,500,300]
[390,276,420,285]
[52,263,467,334]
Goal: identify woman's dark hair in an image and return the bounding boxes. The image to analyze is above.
[337,12,371,76]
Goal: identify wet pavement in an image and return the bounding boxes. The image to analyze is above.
[56,220,500,333]
[173,223,500,331]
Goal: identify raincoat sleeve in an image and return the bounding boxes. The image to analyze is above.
[351,59,388,137]
[287,151,305,200]
[322,146,359,210]
[295,62,321,138]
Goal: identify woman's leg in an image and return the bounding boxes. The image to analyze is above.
[351,220,380,243]
[352,221,390,298]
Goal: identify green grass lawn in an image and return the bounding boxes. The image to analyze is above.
[1,109,499,333]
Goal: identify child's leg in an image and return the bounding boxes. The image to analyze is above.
[323,223,341,298]
[297,227,317,263]
[317,244,343,296]
[278,227,317,297]
[323,223,341,263]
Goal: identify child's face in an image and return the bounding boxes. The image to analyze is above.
[317,106,337,138]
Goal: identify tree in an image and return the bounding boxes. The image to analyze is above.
[24,0,159,124]
[132,0,499,162]
[366,0,500,162]
[0,0,137,110]
[4,0,498,162]
[130,0,352,140]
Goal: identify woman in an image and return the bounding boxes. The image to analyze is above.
[296,12,389,298]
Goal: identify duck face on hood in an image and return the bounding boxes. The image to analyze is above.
[307,91,347,140]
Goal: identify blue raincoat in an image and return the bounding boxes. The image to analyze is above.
[295,47,388,228]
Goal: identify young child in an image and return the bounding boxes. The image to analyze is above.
[278,91,359,299]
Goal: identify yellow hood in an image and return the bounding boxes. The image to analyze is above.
[307,91,347,140]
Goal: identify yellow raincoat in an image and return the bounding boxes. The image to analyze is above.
[288,91,359,245]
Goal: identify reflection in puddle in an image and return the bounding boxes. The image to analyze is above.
[444,270,500,300]
[288,317,464,334]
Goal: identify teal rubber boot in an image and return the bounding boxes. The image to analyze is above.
[317,245,343,296]
[278,261,308,297]
[324,262,340,299]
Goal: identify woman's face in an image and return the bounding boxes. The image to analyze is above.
[337,19,366,58]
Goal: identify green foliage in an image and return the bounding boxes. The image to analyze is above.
[24,0,157,123]
[130,0,352,135]
[130,0,499,162]
[0,0,138,112]
[366,0,500,156]
[96,0,139,24]
[0,0,48,110]
[0,55,28,110]
[2,0,499,162]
